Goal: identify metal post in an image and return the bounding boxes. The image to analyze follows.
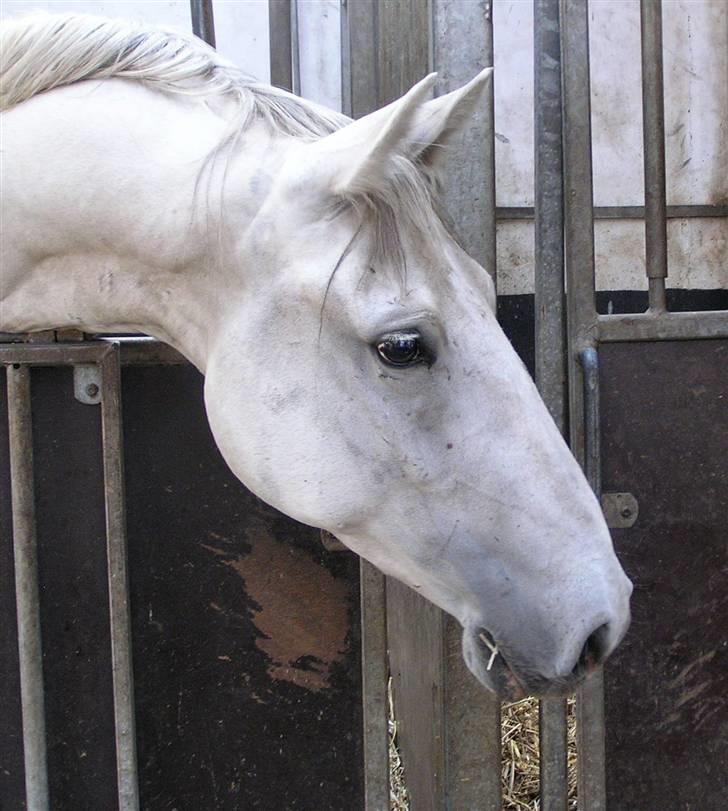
[561,1,607,808]
[99,346,140,811]
[561,0,598,465]
[190,0,216,48]
[534,0,569,805]
[576,348,607,810]
[269,0,293,91]
[7,365,50,811]
[640,0,668,313]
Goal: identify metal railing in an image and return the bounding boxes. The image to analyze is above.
[2,342,140,811]
[537,1,728,809]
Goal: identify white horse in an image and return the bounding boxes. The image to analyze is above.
[0,13,631,698]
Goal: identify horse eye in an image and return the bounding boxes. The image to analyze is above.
[375,331,428,367]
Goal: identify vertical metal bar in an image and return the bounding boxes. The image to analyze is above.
[640,0,668,312]
[483,0,497,290]
[359,560,389,811]
[561,0,598,466]
[190,0,216,48]
[99,346,140,811]
[576,348,606,811]
[535,0,567,435]
[535,1,569,805]
[269,0,293,91]
[561,2,606,809]
[7,365,50,811]
[290,0,301,96]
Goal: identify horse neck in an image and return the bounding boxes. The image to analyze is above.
[0,81,282,371]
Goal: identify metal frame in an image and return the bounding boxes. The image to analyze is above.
[537,0,727,807]
[1,342,140,811]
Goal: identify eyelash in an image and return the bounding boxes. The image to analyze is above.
[374,330,435,368]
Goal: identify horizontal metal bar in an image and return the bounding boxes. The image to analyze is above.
[0,339,187,367]
[0,342,110,366]
[495,204,728,221]
[598,310,728,342]
[7,365,50,811]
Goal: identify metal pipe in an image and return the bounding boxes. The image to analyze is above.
[561,0,599,467]
[576,348,607,810]
[7,364,50,811]
[640,0,668,311]
[291,0,301,96]
[495,203,728,221]
[190,0,216,48]
[269,0,293,91]
[484,1,497,291]
[534,0,569,804]
[99,346,140,811]
[598,309,728,342]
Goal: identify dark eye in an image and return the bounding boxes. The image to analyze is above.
[375,331,431,368]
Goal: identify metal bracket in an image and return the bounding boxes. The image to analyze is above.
[601,492,639,529]
[73,364,102,405]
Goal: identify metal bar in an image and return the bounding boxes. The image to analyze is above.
[0,340,188,367]
[640,0,668,312]
[580,348,601,493]
[7,365,50,811]
[534,0,567,438]
[269,0,293,91]
[598,310,728,342]
[495,203,728,221]
[0,343,108,366]
[359,560,389,811]
[99,345,140,811]
[290,0,301,96]
[561,0,598,466]
[576,348,607,810]
[534,0,569,805]
[190,0,216,48]
[483,1,497,290]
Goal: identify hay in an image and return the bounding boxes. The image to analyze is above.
[388,689,578,810]
[501,696,578,810]
[388,678,410,811]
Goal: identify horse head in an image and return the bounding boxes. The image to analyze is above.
[202,72,632,697]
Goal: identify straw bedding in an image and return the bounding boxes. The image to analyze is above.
[388,693,578,810]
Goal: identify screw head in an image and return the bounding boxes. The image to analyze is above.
[85,382,100,398]
[620,506,633,519]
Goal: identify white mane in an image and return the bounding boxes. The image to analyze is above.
[0,12,443,275]
[0,11,346,138]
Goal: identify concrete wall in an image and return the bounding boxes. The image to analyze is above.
[3,0,725,294]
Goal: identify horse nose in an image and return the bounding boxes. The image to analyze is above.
[572,622,611,676]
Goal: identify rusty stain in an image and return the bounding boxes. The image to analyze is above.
[203,524,350,692]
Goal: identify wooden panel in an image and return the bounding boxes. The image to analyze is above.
[600,340,728,810]
[122,366,363,810]
[386,579,445,811]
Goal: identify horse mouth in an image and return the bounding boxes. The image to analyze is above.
[468,628,528,700]
[465,627,596,700]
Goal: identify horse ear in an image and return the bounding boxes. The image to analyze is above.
[306,68,493,198]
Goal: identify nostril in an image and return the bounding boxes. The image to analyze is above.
[573,623,610,676]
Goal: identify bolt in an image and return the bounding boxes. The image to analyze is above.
[620,506,633,519]
[86,382,99,398]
